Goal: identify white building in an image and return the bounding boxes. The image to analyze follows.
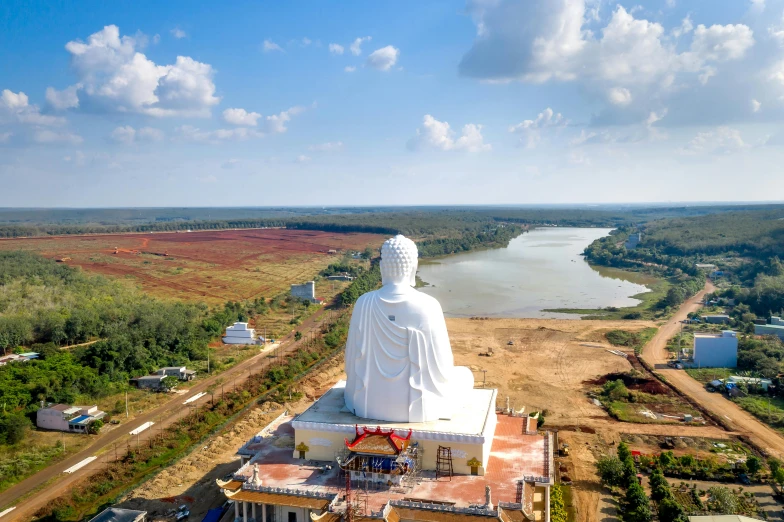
[755,317,784,340]
[37,404,106,433]
[291,281,316,301]
[156,366,196,381]
[692,331,738,368]
[223,322,259,345]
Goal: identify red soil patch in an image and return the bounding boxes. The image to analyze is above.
[0,228,384,303]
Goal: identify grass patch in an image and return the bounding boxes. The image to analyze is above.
[605,327,658,354]
[685,368,733,384]
[732,395,784,432]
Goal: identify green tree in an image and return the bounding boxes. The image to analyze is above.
[294,331,302,341]
[649,469,671,502]
[617,441,632,462]
[658,498,687,522]
[550,484,568,522]
[659,451,676,468]
[707,486,738,515]
[746,455,762,477]
[623,481,652,522]
[89,419,104,434]
[0,413,31,445]
[597,456,625,488]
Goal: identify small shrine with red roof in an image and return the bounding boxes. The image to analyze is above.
[338,426,418,486]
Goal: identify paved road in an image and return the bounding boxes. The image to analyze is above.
[0,305,341,521]
[640,280,784,458]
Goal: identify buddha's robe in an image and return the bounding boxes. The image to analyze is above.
[344,285,474,423]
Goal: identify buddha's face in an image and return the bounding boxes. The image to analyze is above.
[380,234,418,287]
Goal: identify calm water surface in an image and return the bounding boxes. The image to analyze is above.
[417,227,650,319]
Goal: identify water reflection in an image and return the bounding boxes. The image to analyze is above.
[417,227,650,319]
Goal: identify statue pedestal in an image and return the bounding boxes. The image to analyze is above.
[292,380,497,475]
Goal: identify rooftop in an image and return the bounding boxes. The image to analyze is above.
[227,412,550,512]
[292,381,496,442]
[88,507,147,522]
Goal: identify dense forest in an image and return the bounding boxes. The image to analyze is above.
[3,204,782,239]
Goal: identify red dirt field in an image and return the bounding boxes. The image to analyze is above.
[0,228,384,303]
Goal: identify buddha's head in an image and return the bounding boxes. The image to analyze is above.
[380,234,418,287]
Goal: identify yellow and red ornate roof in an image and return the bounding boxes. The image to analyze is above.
[345,426,412,456]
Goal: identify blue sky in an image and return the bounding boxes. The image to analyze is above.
[1,0,784,207]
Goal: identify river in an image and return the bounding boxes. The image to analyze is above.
[417,227,650,319]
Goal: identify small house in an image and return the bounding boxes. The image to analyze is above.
[37,404,106,433]
[156,366,196,381]
[701,314,730,325]
[692,331,738,368]
[132,374,167,390]
[223,322,259,345]
[755,317,784,340]
[88,507,147,522]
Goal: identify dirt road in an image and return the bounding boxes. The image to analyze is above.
[640,280,784,457]
[0,305,341,521]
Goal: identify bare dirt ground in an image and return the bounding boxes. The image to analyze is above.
[447,317,735,522]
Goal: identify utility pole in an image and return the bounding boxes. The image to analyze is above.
[125,390,129,418]
[207,349,210,374]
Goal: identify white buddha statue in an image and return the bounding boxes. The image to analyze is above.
[344,234,474,423]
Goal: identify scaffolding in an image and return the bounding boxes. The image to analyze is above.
[435,446,453,481]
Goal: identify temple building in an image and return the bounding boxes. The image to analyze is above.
[217,235,553,522]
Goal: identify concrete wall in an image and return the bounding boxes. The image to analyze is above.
[291,282,316,301]
[37,409,68,431]
[293,427,492,476]
[693,333,738,368]
[755,323,784,340]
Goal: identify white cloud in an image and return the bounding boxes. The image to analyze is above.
[309,141,343,152]
[177,105,307,143]
[750,0,765,12]
[366,46,399,71]
[111,125,164,144]
[263,105,307,134]
[301,37,312,47]
[682,126,748,154]
[0,132,12,143]
[33,129,83,145]
[170,28,187,39]
[607,87,632,106]
[350,36,371,56]
[672,15,694,38]
[409,114,491,152]
[62,26,219,117]
[1,89,65,126]
[223,107,261,126]
[329,43,344,55]
[752,99,762,112]
[689,24,754,63]
[344,66,356,73]
[111,125,136,144]
[296,154,311,163]
[46,85,81,110]
[508,107,566,148]
[459,2,756,118]
[138,127,164,141]
[263,39,283,53]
